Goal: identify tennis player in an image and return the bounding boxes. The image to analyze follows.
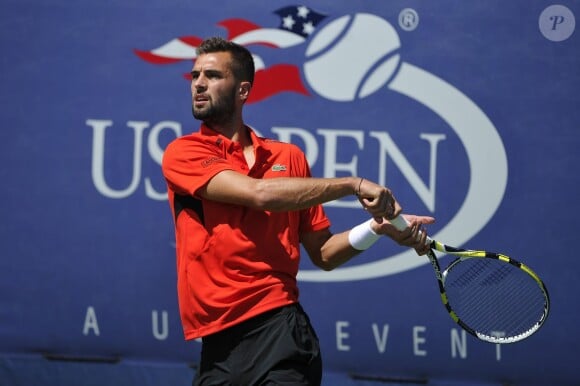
[162,37,434,385]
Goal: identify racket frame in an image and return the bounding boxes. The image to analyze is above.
[389,214,549,344]
[428,240,550,344]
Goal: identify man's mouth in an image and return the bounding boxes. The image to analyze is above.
[194,94,209,107]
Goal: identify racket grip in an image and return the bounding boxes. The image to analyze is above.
[389,215,433,245]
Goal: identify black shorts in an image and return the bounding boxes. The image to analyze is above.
[193,303,322,386]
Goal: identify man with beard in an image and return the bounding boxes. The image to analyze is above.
[162,37,434,385]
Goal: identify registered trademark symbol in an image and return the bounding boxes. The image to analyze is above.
[399,8,419,31]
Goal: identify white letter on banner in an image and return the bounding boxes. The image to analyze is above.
[83,306,100,336]
[336,321,351,351]
[369,132,446,212]
[87,119,148,199]
[145,121,182,200]
[371,323,390,353]
[413,325,427,356]
[271,127,319,166]
[451,328,467,358]
[317,129,364,207]
[152,310,169,340]
[316,129,363,179]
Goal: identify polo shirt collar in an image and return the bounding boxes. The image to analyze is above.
[199,123,267,155]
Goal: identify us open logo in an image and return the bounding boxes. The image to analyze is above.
[136,8,508,282]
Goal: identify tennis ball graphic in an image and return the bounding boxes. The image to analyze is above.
[304,13,401,102]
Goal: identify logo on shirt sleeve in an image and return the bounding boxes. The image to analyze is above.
[201,157,225,168]
[271,164,287,172]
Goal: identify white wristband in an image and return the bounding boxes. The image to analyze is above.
[348,219,380,250]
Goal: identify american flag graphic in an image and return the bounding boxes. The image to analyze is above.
[134,5,327,104]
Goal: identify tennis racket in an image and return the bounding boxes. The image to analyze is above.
[390,215,550,344]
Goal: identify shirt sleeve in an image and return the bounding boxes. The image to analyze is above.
[162,135,234,198]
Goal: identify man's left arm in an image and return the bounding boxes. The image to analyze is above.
[302,215,435,271]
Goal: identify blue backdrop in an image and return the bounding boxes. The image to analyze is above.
[1,1,579,385]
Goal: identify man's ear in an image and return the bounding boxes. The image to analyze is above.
[239,81,251,101]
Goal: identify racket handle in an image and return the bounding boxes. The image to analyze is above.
[389,215,433,244]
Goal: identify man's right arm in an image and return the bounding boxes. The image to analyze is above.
[199,170,400,220]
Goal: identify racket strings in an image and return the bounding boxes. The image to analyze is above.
[444,258,546,339]
[451,268,542,326]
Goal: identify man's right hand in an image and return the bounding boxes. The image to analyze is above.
[355,178,402,222]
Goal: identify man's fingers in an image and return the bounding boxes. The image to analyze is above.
[361,190,400,220]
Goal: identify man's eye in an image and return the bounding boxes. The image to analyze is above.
[206,71,222,79]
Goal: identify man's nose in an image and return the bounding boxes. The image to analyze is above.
[192,74,207,90]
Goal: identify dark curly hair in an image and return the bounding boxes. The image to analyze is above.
[196,37,255,85]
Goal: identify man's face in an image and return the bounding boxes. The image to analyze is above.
[190,52,237,124]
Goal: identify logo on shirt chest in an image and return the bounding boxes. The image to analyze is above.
[271,164,287,172]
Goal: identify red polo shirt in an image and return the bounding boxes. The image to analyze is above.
[162,124,330,339]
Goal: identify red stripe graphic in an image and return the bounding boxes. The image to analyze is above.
[218,19,261,40]
[248,65,310,103]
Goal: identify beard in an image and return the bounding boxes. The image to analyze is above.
[192,86,237,126]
